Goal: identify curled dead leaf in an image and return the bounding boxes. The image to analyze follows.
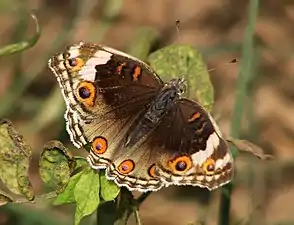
[0,119,34,201]
[39,140,76,193]
[226,137,273,160]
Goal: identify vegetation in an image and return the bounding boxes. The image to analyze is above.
[0,0,290,224]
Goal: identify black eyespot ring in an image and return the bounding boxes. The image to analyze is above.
[78,86,91,99]
[175,161,187,171]
[68,58,78,67]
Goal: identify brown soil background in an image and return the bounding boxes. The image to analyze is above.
[1,0,294,225]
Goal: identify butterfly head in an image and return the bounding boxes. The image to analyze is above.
[167,78,186,95]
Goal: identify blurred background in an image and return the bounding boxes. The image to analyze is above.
[0,0,294,224]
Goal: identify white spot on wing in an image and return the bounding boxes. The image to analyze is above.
[205,176,213,182]
[191,132,220,165]
[215,159,223,169]
[196,175,204,181]
[215,152,233,169]
[93,50,113,63]
[102,46,142,62]
[78,50,112,81]
[171,176,184,182]
[57,54,64,61]
[58,62,66,70]
[68,46,81,59]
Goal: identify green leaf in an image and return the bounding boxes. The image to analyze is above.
[0,119,34,201]
[99,170,120,201]
[53,170,84,205]
[39,141,76,192]
[148,44,214,111]
[0,13,40,57]
[74,156,88,169]
[74,168,100,225]
[70,157,89,178]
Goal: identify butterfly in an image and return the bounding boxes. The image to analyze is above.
[48,42,234,192]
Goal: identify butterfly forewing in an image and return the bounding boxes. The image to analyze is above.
[48,42,163,148]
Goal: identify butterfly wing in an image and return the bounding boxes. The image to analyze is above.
[98,97,233,192]
[150,98,233,190]
[49,42,165,191]
[49,42,232,192]
[48,42,164,148]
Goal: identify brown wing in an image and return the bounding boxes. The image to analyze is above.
[48,42,164,148]
[98,97,234,192]
[150,98,233,190]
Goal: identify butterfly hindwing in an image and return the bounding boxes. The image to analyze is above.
[147,98,233,190]
[86,110,163,192]
[100,97,233,191]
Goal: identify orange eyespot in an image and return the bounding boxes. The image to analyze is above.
[91,136,108,155]
[148,164,157,178]
[188,112,201,122]
[67,57,84,72]
[202,158,216,175]
[168,155,192,173]
[132,66,142,81]
[76,81,96,107]
[117,160,135,175]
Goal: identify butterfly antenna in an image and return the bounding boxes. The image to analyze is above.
[175,20,189,95]
[175,19,181,44]
[175,20,182,75]
[207,59,238,72]
[209,59,238,122]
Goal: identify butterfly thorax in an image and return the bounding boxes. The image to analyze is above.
[145,78,186,123]
[125,79,185,147]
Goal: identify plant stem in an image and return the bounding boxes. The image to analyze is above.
[218,183,233,225]
[229,3,259,148]
[133,205,142,225]
[218,0,260,225]
[115,188,134,225]
[96,201,118,225]
[137,192,151,206]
